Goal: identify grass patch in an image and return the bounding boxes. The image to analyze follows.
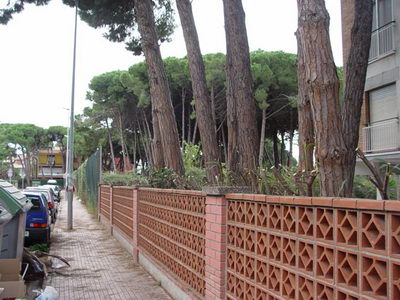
[28,243,49,253]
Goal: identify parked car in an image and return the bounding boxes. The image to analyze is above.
[22,191,51,245]
[41,184,61,201]
[47,179,58,185]
[25,187,58,223]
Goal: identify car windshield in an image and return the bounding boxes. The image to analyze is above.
[39,186,55,195]
[25,195,42,212]
[40,192,49,201]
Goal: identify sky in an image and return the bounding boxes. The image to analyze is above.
[0,0,342,129]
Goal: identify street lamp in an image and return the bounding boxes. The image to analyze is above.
[66,0,78,230]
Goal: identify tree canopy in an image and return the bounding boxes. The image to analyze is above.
[1,0,175,55]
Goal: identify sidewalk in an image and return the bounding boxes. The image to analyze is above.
[43,196,171,300]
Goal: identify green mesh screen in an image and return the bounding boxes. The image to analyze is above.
[74,149,100,213]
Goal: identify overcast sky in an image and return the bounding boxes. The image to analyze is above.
[0,0,342,129]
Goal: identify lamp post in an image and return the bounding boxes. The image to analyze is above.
[66,0,78,230]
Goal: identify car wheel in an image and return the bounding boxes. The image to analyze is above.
[45,228,51,246]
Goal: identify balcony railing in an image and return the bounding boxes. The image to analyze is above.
[369,21,395,61]
[363,119,400,152]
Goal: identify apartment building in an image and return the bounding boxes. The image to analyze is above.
[342,0,400,180]
[37,147,65,179]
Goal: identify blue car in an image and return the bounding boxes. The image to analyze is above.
[23,191,52,245]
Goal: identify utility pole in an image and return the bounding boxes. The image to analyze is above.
[66,0,78,230]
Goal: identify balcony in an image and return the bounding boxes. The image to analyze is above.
[369,21,395,61]
[363,119,400,153]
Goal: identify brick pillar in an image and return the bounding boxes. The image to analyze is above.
[204,191,227,300]
[132,186,139,263]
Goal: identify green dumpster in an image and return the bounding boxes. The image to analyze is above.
[0,180,32,260]
[0,205,12,256]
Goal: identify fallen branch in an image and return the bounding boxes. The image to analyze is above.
[23,248,48,281]
[32,250,70,267]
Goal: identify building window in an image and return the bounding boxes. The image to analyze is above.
[369,83,397,124]
[364,84,399,152]
[369,0,395,61]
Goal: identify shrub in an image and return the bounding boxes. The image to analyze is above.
[146,167,205,190]
[352,175,376,199]
[101,172,149,186]
[185,167,207,189]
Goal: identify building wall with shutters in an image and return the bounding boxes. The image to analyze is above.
[342,0,400,154]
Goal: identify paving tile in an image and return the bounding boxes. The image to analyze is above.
[44,195,171,300]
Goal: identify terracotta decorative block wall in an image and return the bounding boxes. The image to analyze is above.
[112,187,134,239]
[225,195,400,300]
[99,185,111,220]
[98,186,400,299]
[137,188,206,297]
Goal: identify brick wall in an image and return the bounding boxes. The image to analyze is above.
[112,187,134,239]
[225,194,400,300]
[99,185,111,220]
[99,186,400,299]
[138,188,206,297]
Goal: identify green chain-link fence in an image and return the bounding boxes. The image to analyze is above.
[74,149,101,213]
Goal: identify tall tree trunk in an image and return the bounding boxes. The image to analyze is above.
[297,0,347,196]
[105,119,117,172]
[221,125,228,164]
[273,130,280,168]
[133,131,137,171]
[187,115,192,144]
[341,0,373,196]
[150,105,164,169]
[210,85,217,134]
[143,113,155,167]
[117,111,127,172]
[191,118,198,145]
[265,145,274,167]
[181,88,186,147]
[280,131,285,166]
[176,0,222,183]
[135,0,184,175]
[123,142,131,171]
[18,153,27,184]
[136,121,148,168]
[141,119,154,168]
[223,0,259,189]
[24,151,32,186]
[288,108,294,167]
[296,30,315,173]
[288,129,294,167]
[258,108,267,167]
